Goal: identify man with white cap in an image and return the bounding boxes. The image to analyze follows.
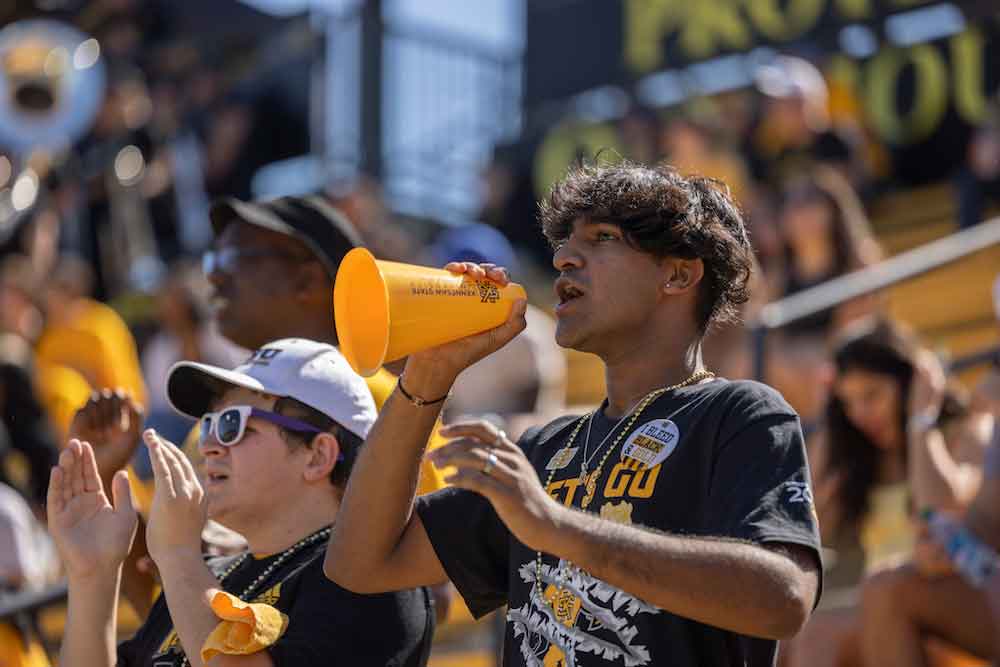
[47,338,434,667]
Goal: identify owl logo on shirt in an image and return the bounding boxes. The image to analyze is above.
[508,560,659,667]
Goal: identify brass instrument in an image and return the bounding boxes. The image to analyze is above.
[0,19,106,155]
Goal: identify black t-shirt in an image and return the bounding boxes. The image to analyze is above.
[116,540,434,667]
[416,379,822,667]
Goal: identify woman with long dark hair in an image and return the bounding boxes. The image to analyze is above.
[819,319,980,567]
[783,317,989,667]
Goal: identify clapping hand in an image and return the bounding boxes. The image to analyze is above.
[68,389,144,488]
[144,430,207,566]
[47,439,137,579]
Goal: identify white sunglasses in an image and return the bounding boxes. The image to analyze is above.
[200,405,325,450]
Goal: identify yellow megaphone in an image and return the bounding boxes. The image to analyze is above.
[334,248,527,377]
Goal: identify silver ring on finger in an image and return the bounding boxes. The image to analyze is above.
[483,449,499,476]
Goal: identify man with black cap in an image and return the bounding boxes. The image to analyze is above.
[202,195,451,620]
[203,196,361,354]
[202,195,444,495]
[49,337,434,667]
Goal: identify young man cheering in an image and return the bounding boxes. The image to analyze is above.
[48,338,433,667]
[325,163,821,666]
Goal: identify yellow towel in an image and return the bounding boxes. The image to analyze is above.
[200,591,288,663]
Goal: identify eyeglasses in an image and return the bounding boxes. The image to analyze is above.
[202,248,310,275]
[200,405,333,453]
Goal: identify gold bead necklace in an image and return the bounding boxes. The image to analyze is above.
[534,369,714,622]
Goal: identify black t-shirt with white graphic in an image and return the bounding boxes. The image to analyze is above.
[116,540,434,667]
[416,379,821,667]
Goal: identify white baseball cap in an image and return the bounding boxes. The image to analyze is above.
[167,338,376,439]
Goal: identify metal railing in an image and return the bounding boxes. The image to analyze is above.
[322,4,523,224]
[751,216,1000,380]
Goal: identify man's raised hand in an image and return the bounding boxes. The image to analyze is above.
[47,439,137,579]
[68,389,144,487]
[404,262,526,388]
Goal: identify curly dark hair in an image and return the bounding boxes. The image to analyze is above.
[539,161,753,332]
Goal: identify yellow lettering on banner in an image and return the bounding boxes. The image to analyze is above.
[865,44,948,145]
[533,121,624,197]
[747,0,823,42]
[680,2,751,62]
[952,27,988,125]
[834,0,872,20]
[624,0,750,72]
[624,0,677,73]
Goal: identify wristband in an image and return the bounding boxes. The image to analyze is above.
[397,375,450,407]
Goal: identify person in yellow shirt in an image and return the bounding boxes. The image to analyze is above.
[32,257,153,516]
[35,256,147,408]
[0,255,128,446]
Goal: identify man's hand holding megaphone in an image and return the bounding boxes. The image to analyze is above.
[401,261,527,399]
[329,254,551,562]
[402,261,562,553]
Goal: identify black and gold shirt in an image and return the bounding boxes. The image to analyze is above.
[417,379,822,667]
[116,540,434,667]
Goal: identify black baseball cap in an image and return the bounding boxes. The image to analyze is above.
[209,195,363,278]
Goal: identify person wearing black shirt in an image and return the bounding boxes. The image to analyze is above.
[47,337,433,667]
[325,162,822,666]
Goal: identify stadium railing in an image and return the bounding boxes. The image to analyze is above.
[751,217,1000,380]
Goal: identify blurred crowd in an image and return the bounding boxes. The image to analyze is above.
[0,3,1000,666]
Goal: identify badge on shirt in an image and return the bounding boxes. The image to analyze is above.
[621,419,679,468]
[545,447,579,470]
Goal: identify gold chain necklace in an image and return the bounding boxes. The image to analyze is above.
[533,369,714,623]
